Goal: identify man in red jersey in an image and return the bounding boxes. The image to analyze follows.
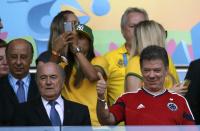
[96,45,194,125]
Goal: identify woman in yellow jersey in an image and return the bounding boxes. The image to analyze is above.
[125,20,188,96]
[47,11,106,126]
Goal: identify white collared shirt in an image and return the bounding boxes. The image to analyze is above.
[41,95,64,124]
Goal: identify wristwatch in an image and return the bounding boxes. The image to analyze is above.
[72,47,82,54]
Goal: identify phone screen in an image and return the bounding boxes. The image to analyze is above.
[64,22,73,32]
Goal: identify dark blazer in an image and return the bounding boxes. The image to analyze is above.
[185,59,200,124]
[0,74,39,125]
[13,97,91,126]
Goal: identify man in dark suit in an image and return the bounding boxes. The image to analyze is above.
[185,59,200,124]
[13,61,91,126]
[0,38,39,125]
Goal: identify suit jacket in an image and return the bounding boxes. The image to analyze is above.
[0,74,39,125]
[185,59,200,124]
[13,97,91,126]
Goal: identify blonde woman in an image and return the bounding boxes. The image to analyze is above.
[125,20,187,95]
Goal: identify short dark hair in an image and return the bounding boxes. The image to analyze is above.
[6,38,34,59]
[140,45,169,69]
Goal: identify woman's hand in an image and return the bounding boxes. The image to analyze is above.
[52,32,73,53]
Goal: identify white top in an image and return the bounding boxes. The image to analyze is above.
[41,95,64,124]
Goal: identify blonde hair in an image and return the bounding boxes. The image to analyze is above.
[131,20,166,57]
[130,20,178,86]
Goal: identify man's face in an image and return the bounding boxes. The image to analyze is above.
[37,62,63,101]
[0,47,9,76]
[122,12,146,44]
[141,59,168,92]
[6,40,32,79]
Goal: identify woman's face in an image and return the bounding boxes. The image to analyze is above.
[64,13,79,26]
[61,13,79,56]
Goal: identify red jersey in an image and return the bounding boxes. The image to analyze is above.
[109,88,194,125]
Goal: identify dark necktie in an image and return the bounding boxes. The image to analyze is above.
[16,80,25,103]
[49,101,61,126]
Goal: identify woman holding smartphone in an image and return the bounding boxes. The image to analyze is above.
[47,10,106,126]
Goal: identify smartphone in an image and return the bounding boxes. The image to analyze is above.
[183,79,191,87]
[64,22,73,32]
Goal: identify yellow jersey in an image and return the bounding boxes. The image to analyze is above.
[61,56,106,126]
[104,45,130,105]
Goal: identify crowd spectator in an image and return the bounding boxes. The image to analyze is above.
[125,20,179,93]
[13,61,91,126]
[184,59,200,124]
[0,39,9,78]
[0,38,39,125]
[48,11,106,125]
[96,45,194,125]
[103,7,149,106]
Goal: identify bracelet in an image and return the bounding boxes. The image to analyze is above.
[98,97,108,109]
[97,97,106,102]
[61,56,68,64]
[52,50,60,56]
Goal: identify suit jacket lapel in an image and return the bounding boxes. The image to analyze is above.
[33,97,52,126]
[4,76,19,105]
[63,100,73,125]
[27,74,39,101]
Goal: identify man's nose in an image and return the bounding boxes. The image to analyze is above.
[149,71,155,78]
[46,77,52,85]
[2,57,7,65]
[16,57,22,65]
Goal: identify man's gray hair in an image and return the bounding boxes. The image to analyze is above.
[121,7,149,29]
